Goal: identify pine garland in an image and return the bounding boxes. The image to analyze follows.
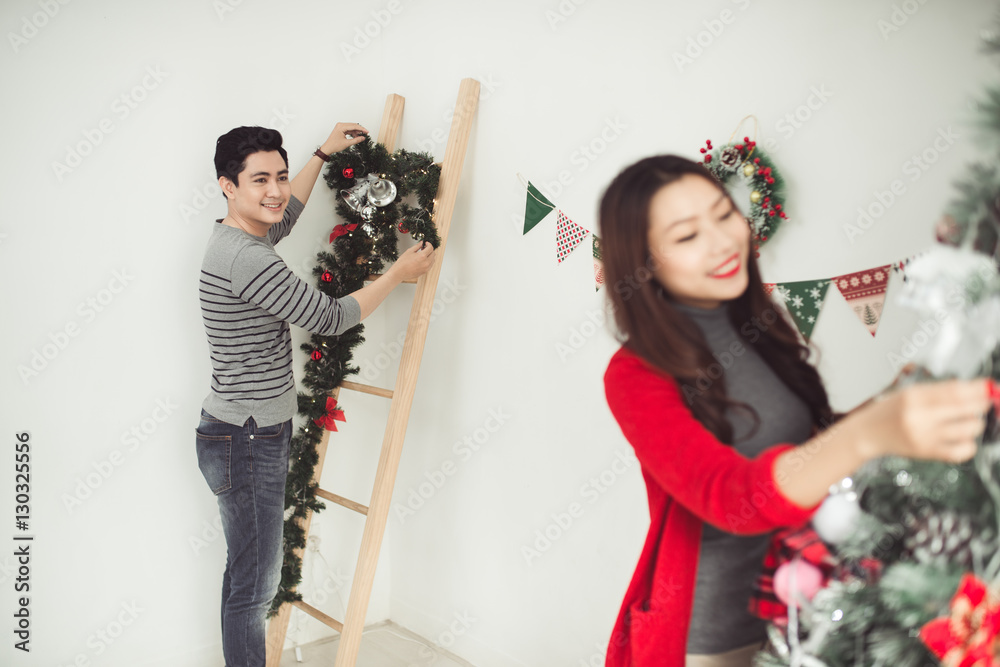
[268,136,440,616]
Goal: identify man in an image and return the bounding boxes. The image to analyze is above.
[195,123,434,666]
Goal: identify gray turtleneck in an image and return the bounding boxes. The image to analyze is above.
[672,299,814,655]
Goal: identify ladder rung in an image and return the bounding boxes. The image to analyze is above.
[290,599,343,632]
[365,273,417,284]
[339,380,393,399]
[316,487,369,515]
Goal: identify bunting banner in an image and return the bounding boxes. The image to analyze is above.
[556,210,589,263]
[832,265,891,337]
[593,235,605,292]
[517,172,932,339]
[773,279,832,342]
[523,181,555,234]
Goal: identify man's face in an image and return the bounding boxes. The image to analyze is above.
[221,150,290,228]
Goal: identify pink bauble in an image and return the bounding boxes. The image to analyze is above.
[773,560,824,607]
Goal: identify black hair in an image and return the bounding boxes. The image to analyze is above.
[214,126,289,191]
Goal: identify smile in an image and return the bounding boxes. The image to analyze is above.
[262,202,283,210]
[709,253,740,278]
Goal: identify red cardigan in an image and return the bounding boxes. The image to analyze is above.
[603,345,821,666]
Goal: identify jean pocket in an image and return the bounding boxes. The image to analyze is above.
[195,427,232,495]
[253,420,287,439]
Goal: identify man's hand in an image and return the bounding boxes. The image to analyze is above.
[387,242,436,282]
[321,122,370,155]
[291,122,371,205]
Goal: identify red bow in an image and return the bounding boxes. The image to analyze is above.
[312,396,346,431]
[920,573,1000,667]
[330,223,358,243]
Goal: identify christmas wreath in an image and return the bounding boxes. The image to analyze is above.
[699,136,788,256]
[270,135,441,615]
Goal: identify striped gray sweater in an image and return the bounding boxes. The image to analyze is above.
[199,194,361,427]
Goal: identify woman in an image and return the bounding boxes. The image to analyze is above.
[599,155,991,666]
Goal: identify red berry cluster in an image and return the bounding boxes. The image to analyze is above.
[760,195,787,219]
[699,138,714,162]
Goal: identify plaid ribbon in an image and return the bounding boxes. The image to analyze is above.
[749,522,836,622]
[749,520,882,622]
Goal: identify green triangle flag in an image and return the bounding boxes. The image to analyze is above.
[523,182,555,234]
[773,278,831,341]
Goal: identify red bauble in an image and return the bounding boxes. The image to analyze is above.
[343,167,354,179]
[398,221,410,233]
[321,271,333,282]
[311,349,322,361]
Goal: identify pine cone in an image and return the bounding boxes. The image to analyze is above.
[901,509,981,568]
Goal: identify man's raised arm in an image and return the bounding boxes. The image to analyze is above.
[290,121,369,206]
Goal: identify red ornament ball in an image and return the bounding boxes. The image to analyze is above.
[321,271,333,282]
[310,349,322,361]
[343,167,354,179]
[398,221,410,234]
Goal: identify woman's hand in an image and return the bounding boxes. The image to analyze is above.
[320,122,369,155]
[850,376,992,464]
[386,242,436,282]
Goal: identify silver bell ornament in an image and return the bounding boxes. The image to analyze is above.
[340,174,376,213]
[340,173,398,219]
[367,178,397,206]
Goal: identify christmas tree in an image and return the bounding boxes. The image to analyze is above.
[752,14,1000,667]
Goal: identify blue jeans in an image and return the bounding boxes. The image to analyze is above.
[195,408,292,667]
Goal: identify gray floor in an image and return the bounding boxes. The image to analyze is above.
[280,621,475,667]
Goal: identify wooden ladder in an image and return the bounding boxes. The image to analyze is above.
[265,78,480,666]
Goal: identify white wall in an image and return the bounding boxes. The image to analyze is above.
[2,0,997,665]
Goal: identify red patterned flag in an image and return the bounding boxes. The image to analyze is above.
[832,265,890,337]
[593,235,605,291]
[556,210,589,263]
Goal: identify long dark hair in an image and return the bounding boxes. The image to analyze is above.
[599,154,840,444]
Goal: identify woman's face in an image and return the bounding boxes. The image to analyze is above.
[646,174,750,309]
